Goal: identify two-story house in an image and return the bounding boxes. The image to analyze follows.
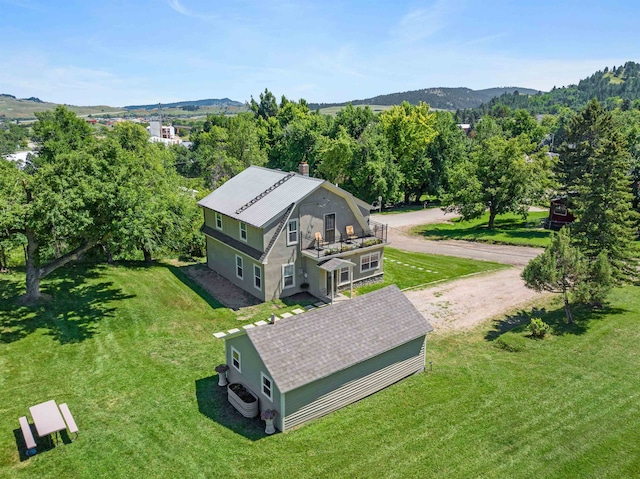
[197,164,388,302]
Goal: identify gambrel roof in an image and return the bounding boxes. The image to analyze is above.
[197,166,372,228]
[245,285,433,393]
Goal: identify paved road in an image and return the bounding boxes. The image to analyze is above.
[372,209,543,267]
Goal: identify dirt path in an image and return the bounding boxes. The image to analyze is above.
[372,210,548,332]
[404,269,550,332]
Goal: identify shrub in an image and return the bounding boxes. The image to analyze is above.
[528,317,551,338]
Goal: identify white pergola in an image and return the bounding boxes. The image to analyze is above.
[318,258,355,305]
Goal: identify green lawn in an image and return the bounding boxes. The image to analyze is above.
[2,262,640,478]
[411,211,551,247]
[356,247,508,295]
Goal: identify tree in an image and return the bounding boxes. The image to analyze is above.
[106,124,201,264]
[249,88,279,120]
[559,99,638,282]
[443,134,538,228]
[522,228,586,324]
[4,108,202,301]
[316,126,355,185]
[226,113,267,169]
[379,102,437,202]
[0,159,25,271]
[421,111,468,199]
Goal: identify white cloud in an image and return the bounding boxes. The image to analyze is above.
[390,0,461,44]
[166,0,217,21]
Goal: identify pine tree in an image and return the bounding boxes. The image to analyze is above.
[559,99,639,282]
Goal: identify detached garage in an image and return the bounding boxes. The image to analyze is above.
[222,285,434,432]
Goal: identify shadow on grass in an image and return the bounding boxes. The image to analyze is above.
[485,303,627,341]
[415,215,550,244]
[195,376,266,441]
[166,264,228,310]
[13,423,64,462]
[0,263,134,344]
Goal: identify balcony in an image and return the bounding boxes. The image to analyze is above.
[301,220,388,259]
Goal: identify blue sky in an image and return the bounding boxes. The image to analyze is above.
[0,0,637,106]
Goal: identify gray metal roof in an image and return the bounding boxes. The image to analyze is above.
[197,166,324,228]
[245,285,434,393]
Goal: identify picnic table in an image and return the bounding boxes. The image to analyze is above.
[29,400,66,445]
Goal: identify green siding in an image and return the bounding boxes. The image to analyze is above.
[205,237,266,301]
[283,336,426,431]
[203,208,264,251]
[226,335,283,430]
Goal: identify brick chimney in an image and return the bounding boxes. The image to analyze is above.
[299,161,309,176]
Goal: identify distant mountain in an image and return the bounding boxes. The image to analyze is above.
[124,98,244,110]
[459,61,640,119]
[308,87,543,111]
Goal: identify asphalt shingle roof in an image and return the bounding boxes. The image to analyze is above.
[197,166,324,228]
[245,285,434,393]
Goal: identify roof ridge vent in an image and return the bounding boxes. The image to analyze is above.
[235,173,295,214]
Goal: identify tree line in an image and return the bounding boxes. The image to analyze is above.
[2,91,639,305]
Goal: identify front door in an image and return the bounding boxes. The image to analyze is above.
[326,271,334,296]
[324,213,336,243]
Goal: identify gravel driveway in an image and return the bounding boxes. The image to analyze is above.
[372,209,549,332]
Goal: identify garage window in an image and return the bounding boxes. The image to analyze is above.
[261,372,273,400]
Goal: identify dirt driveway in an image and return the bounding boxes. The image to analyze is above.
[372,209,549,332]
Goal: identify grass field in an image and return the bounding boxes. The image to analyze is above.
[1,262,639,478]
[356,247,507,295]
[411,211,551,247]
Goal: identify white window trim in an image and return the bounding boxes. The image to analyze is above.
[253,264,262,291]
[239,222,248,242]
[231,346,241,373]
[339,266,350,285]
[235,255,244,280]
[215,212,223,230]
[286,218,299,246]
[261,372,273,401]
[282,263,295,289]
[361,252,380,273]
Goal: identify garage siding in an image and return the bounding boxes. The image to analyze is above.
[283,336,426,431]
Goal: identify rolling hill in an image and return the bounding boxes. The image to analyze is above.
[123,98,243,110]
[0,94,123,120]
[308,86,543,111]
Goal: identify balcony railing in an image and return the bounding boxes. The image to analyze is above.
[302,220,388,259]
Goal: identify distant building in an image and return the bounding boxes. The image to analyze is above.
[147,120,182,145]
[3,150,32,169]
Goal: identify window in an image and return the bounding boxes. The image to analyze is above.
[287,219,298,245]
[254,265,262,290]
[261,372,273,400]
[236,255,244,279]
[361,252,380,272]
[231,347,241,372]
[282,263,295,289]
[239,222,247,241]
[215,212,223,230]
[339,266,350,285]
